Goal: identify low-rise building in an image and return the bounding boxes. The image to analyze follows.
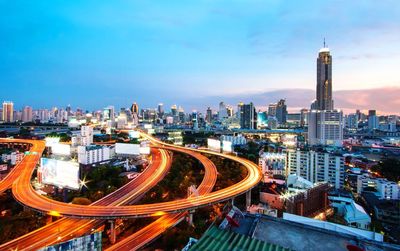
[77,145,114,165]
[357,175,400,200]
[329,196,371,230]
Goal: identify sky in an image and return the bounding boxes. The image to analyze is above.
[1,1,400,114]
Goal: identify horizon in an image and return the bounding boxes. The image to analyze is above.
[1,1,400,114]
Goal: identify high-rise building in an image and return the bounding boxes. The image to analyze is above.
[308,110,343,146]
[131,102,139,114]
[218,102,228,121]
[275,99,287,125]
[286,149,345,189]
[268,103,277,117]
[2,101,14,122]
[206,107,212,123]
[238,102,257,130]
[192,111,199,131]
[316,41,333,111]
[308,43,343,146]
[103,106,115,121]
[157,103,164,118]
[22,106,33,123]
[368,110,379,130]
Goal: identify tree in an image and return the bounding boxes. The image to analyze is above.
[371,157,400,182]
[71,197,92,205]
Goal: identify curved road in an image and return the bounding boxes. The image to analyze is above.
[11,139,261,218]
[106,145,219,251]
[0,147,172,251]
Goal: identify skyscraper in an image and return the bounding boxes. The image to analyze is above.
[275,99,287,125]
[131,102,139,114]
[206,107,212,123]
[238,102,257,130]
[157,103,164,118]
[22,106,33,123]
[2,101,14,122]
[308,44,343,146]
[218,101,228,121]
[316,41,333,110]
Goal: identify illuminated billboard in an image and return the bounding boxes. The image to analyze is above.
[51,143,71,156]
[139,146,151,155]
[38,232,102,251]
[39,158,80,190]
[115,143,140,155]
[207,138,221,151]
[128,130,140,139]
[45,137,60,147]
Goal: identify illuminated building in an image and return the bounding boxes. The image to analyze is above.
[238,102,257,129]
[368,110,379,130]
[286,149,344,189]
[78,145,113,165]
[131,102,139,114]
[192,111,199,131]
[103,106,115,121]
[206,107,212,123]
[2,101,13,122]
[218,101,228,121]
[157,103,164,118]
[315,40,333,110]
[276,99,287,125]
[268,103,277,117]
[308,109,343,146]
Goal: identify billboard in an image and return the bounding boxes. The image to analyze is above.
[115,143,140,155]
[39,158,80,190]
[139,146,151,155]
[128,130,140,139]
[45,137,60,147]
[207,138,221,151]
[38,232,102,251]
[51,143,71,156]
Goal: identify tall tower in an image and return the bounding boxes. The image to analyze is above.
[2,101,14,122]
[316,40,333,110]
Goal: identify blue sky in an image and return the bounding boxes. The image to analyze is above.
[1,1,400,113]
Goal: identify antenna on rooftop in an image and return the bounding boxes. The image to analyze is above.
[323,37,326,48]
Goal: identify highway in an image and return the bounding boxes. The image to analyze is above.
[10,138,261,218]
[0,148,172,251]
[106,145,218,251]
[0,139,45,194]
[0,132,262,250]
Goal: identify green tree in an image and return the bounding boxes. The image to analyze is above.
[371,158,400,182]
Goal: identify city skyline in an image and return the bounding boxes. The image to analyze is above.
[1,1,400,113]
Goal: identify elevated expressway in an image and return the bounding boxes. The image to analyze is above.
[0,133,262,250]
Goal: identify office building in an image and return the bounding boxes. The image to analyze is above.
[368,110,379,130]
[286,149,345,189]
[131,102,139,114]
[308,110,343,146]
[276,99,287,125]
[103,106,115,121]
[218,101,228,121]
[316,42,333,110]
[22,106,33,123]
[206,107,212,123]
[157,103,164,118]
[238,102,257,130]
[192,111,199,130]
[268,103,277,117]
[2,101,13,122]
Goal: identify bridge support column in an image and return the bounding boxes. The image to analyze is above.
[246,190,251,209]
[187,210,195,226]
[231,198,235,206]
[46,214,53,224]
[109,220,116,244]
